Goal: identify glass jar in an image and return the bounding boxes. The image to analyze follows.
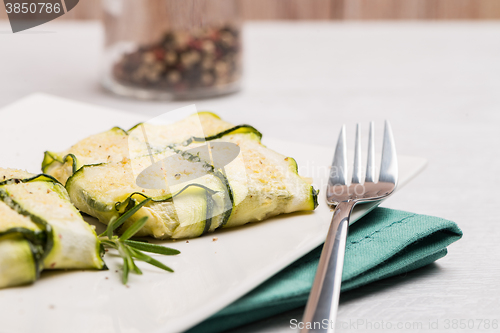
[101,0,242,100]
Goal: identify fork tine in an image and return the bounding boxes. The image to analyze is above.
[352,124,362,183]
[365,121,375,182]
[329,125,347,186]
[379,120,398,184]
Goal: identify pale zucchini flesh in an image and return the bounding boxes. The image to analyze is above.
[0,201,41,288]
[0,235,37,289]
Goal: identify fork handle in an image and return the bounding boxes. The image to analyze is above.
[301,200,355,333]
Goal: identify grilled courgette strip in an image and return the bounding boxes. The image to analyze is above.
[0,169,105,289]
[0,200,43,289]
[65,147,227,239]
[170,131,318,228]
[0,235,38,289]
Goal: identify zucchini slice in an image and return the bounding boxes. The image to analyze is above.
[43,112,235,185]
[66,149,227,239]
[170,131,317,228]
[0,168,105,289]
[62,113,318,240]
[42,127,130,184]
[0,235,38,289]
[0,202,41,289]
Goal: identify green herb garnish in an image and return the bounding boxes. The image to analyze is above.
[98,198,179,284]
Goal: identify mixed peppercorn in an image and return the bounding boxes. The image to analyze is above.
[113,25,241,95]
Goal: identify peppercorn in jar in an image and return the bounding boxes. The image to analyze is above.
[102,0,241,99]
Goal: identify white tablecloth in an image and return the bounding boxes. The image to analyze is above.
[1,21,499,333]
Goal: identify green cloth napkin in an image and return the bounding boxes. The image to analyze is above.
[188,208,462,333]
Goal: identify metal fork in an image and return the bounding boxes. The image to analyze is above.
[301,121,398,333]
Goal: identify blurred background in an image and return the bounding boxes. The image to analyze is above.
[2,0,500,20]
[4,0,497,100]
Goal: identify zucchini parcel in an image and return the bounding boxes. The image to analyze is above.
[43,113,318,239]
[42,112,235,185]
[0,168,104,289]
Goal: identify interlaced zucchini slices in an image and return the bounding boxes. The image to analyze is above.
[42,112,235,185]
[0,168,105,289]
[42,112,319,240]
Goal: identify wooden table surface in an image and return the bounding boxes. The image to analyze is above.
[1,21,499,333]
[2,0,500,20]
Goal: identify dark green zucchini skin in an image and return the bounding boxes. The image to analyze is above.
[180,125,262,146]
[0,173,61,187]
[203,190,214,234]
[42,152,77,174]
[41,151,58,173]
[312,188,320,210]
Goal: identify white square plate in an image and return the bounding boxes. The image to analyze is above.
[0,94,426,333]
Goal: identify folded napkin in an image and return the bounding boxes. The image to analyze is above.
[188,208,462,333]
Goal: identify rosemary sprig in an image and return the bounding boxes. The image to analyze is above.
[98,198,180,284]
